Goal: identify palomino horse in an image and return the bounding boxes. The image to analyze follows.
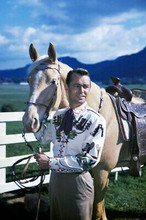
[23,42,145,220]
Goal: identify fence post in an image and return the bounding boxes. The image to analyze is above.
[0,122,6,186]
[115,171,118,181]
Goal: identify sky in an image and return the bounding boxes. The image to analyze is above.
[0,0,146,70]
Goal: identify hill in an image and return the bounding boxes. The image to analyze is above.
[0,47,146,84]
[58,47,146,83]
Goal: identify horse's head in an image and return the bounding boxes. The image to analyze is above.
[23,42,69,133]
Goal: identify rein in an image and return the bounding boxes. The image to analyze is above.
[11,154,45,189]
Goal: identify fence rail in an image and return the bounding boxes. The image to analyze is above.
[0,112,54,194]
[0,112,128,194]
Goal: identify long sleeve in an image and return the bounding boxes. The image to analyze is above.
[76,115,106,170]
[49,114,106,173]
[34,105,106,173]
[34,120,53,145]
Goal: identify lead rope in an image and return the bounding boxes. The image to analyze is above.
[21,86,58,220]
[21,65,60,220]
[10,87,58,219]
[36,171,44,220]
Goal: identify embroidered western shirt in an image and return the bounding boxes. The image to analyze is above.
[35,102,106,173]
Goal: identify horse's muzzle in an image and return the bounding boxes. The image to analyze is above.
[22,113,41,133]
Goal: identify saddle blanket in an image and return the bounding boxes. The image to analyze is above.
[120,118,130,141]
[109,94,131,141]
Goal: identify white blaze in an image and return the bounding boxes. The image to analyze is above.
[29,70,43,110]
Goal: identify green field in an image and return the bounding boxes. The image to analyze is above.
[0,84,29,111]
[0,83,146,219]
[0,83,146,112]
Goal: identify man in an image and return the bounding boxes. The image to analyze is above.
[35,68,106,220]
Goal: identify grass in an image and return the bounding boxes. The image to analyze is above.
[106,168,146,219]
[0,84,29,111]
[0,83,146,219]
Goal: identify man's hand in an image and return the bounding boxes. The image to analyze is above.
[35,148,50,170]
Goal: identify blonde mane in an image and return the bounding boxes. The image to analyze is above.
[27,55,49,74]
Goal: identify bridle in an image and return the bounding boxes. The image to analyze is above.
[26,63,61,116]
[23,63,61,149]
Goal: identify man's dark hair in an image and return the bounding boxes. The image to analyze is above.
[66,68,90,86]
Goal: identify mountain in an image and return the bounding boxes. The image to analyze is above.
[0,47,146,84]
[0,65,30,83]
[59,47,146,83]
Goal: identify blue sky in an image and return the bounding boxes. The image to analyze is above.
[0,0,146,69]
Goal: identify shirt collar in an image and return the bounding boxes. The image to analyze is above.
[71,102,88,119]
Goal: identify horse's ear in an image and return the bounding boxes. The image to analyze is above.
[48,42,57,63]
[29,43,39,62]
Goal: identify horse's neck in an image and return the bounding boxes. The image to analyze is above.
[87,83,113,121]
[87,82,104,111]
[57,62,71,108]
[59,79,69,108]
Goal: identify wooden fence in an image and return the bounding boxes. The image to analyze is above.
[0,112,129,194]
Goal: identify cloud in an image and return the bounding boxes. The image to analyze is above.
[9,44,27,52]
[0,35,9,45]
[69,23,146,63]
[23,27,37,43]
[55,9,146,63]
[0,1,146,69]
[53,16,146,64]
[3,18,146,65]
[15,0,68,21]
[101,9,145,24]
[5,26,22,37]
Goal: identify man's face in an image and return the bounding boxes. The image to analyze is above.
[66,73,91,109]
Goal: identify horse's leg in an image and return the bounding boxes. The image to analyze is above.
[91,167,109,220]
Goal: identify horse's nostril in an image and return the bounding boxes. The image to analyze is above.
[32,118,38,130]
[23,111,41,133]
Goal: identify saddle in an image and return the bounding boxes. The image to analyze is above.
[106,77,146,177]
[116,97,146,176]
[106,77,133,101]
[132,88,146,100]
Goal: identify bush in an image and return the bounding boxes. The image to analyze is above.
[1,104,16,112]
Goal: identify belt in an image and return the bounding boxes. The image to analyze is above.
[51,169,88,174]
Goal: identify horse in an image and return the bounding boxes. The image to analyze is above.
[23,42,145,220]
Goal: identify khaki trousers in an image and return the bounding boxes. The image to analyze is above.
[49,171,94,220]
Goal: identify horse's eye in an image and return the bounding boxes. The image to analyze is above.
[51,79,56,84]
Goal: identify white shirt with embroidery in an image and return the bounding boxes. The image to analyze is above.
[35,102,106,173]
